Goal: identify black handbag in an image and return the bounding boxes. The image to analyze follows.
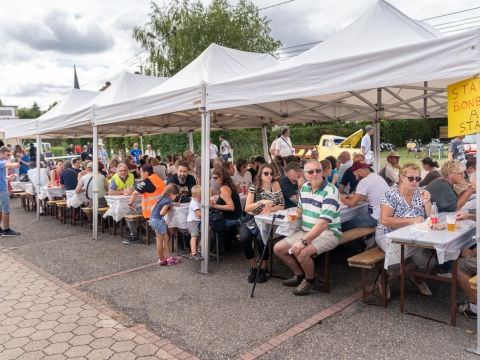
[209,209,226,232]
[241,214,259,236]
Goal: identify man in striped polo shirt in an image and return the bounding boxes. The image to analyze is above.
[274,159,341,295]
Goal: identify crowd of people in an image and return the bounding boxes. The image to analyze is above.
[4,130,479,310]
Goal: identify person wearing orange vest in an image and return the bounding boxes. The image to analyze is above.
[124,165,166,244]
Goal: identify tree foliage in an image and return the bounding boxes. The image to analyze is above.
[133,0,281,76]
[17,102,42,119]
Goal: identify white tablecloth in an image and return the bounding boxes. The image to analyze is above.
[166,203,190,230]
[103,195,141,222]
[25,183,35,195]
[65,190,88,208]
[42,186,65,200]
[10,182,28,192]
[384,212,476,269]
[255,203,369,243]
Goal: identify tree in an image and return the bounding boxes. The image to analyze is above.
[133,0,281,76]
[17,102,42,119]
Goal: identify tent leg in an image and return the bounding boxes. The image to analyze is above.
[374,88,382,173]
[92,125,99,241]
[200,82,210,275]
[36,135,41,221]
[262,125,269,162]
[467,132,480,355]
[188,130,194,152]
[140,135,144,155]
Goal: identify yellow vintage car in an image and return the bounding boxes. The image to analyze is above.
[294,129,364,159]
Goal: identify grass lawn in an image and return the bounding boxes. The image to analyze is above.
[379,146,447,168]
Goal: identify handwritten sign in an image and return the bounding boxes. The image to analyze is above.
[448,77,480,137]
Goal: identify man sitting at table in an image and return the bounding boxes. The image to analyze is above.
[426,160,475,212]
[167,160,196,203]
[341,161,390,234]
[273,159,341,296]
[279,161,303,209]
[108,163,135,195]
[126,165,166,244]
[338,153,365,194]
[60,160,79,191]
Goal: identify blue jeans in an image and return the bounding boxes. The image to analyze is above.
[149,218,168,235]
[342,213,377,232]
[0,191,10,214]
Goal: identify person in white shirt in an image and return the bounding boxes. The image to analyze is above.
[270,136,279,160]
[145,144,156,158]
[75,162,108,207]
[187,185,202,260]
[274,128,294,158]
[231,159,253,194]
[209,141,218,159]
[382,151,401,186]
[219,135,232,161]
[340,161,389,232]
[361,125,375,165]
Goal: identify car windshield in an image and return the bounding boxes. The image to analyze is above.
[333,138,344,145]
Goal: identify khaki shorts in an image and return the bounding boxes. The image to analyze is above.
[284,230,339,255]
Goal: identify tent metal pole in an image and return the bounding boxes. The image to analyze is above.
[188,130,194,152]
[36,134,41,221]
[423,81,428,118]
[92,110,99,241]
[262,125,269,162]
[140,135,144,155]
[200,81,210,275]
[476,132,480,354]
[374,88,382,173]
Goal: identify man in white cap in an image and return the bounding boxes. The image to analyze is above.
[361,125,375,165]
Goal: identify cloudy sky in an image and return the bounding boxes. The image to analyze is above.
[1,0,479,110]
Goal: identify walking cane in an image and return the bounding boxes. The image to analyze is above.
[250,214,277,298]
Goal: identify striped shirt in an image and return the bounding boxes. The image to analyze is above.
[298,181,341,238]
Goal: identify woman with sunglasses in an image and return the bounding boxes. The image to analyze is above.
[241,164,285,283]
[376,163,435,298]
[210,167,243,251]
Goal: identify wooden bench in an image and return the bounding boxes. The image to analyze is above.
[348,246,387,306]
[470,275,477,291]
[80,207,110,231]
[55,201,67,223]
[314,227,376,293]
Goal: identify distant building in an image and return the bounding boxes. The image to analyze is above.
[0,106,18,120]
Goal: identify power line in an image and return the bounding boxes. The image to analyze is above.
[430,14,480,27]
[258,0,294,11]
[435,18,480,30]
[421,6,480,21]
[441,24,480,33]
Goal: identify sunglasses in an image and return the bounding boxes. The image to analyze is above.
[305,168,322,175]
[262,171,273,176]
[212,176,219,179]
[405,176,422,183]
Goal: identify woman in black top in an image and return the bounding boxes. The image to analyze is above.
[241,164,284,283]
[210,167,242,251]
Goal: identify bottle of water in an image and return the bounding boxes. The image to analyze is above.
[431,202,438,224]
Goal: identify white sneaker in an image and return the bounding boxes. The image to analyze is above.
[410,277,432,296]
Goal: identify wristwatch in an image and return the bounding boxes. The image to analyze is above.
[301,239,308,246]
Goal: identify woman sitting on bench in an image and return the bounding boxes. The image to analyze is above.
[375,163,436,299]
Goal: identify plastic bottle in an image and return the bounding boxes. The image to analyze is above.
[431,202,438,224]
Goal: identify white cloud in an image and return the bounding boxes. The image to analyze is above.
[1,0,479,109]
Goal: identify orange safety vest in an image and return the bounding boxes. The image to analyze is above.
[141,174,166,219]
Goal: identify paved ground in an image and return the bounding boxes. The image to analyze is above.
[1,198,479,359]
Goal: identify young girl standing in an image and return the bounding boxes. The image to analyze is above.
[149,184,180,265]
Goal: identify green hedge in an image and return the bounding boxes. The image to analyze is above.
[40,118,447,160]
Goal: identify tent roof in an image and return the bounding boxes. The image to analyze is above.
[83,71,167,108]
[38,89,99,121]
[205,1,480,125]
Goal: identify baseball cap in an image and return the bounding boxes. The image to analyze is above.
[86,162,93,169]
[351,161,370,172]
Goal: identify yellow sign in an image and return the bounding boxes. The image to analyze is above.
[448,77,480,137]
